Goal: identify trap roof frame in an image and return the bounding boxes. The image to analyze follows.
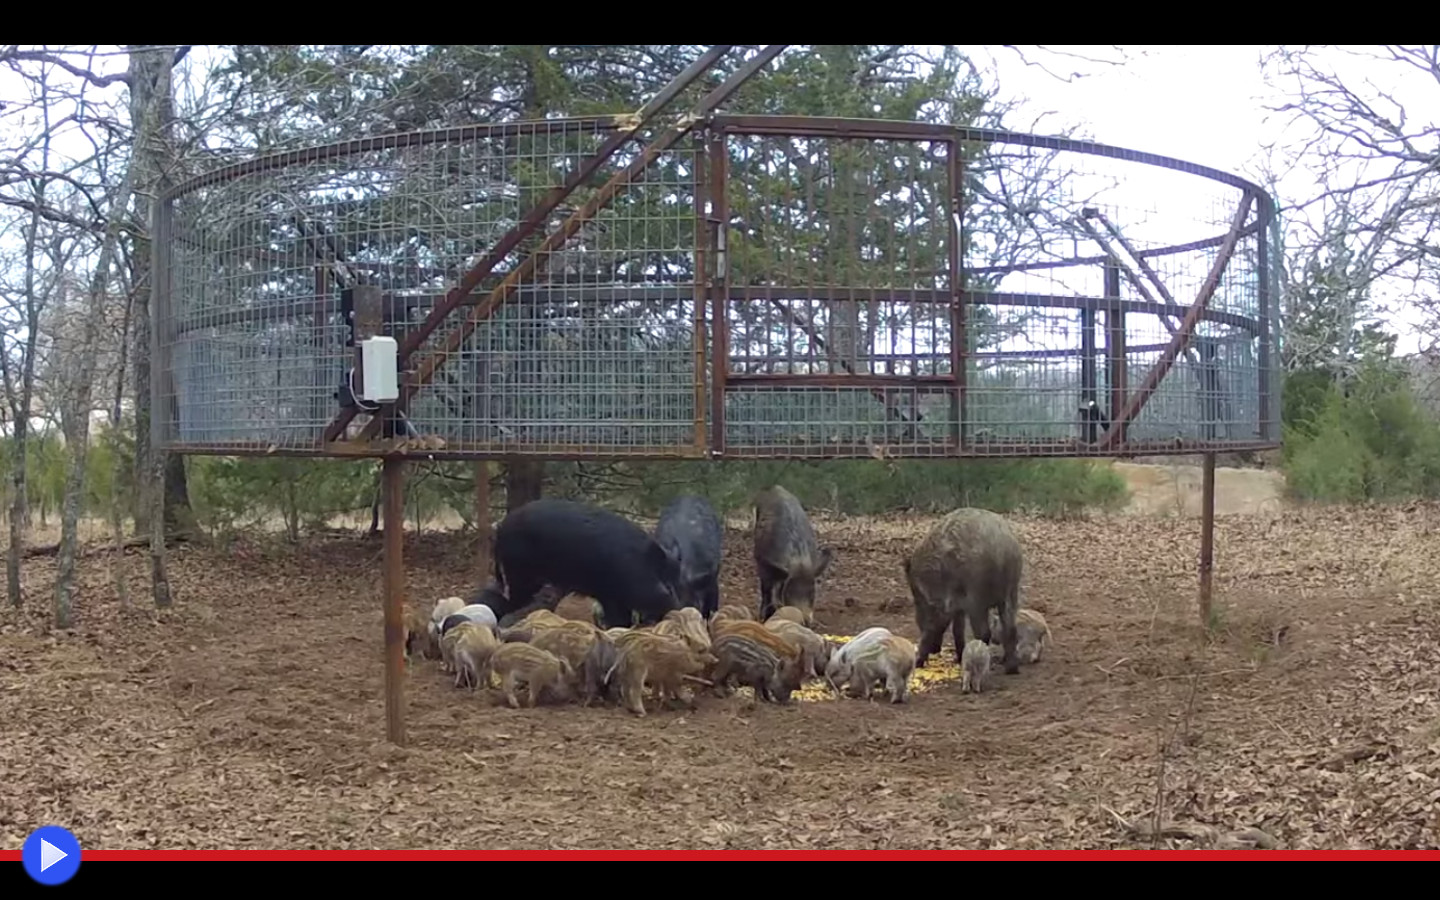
[151,120,1282,467]
[149,45,1279,745]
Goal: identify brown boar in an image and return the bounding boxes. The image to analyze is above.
[1015,608,1052,664]
[485,642,573,709]
[752,486,833,624]
[532,622,601,678]
[823,626,895,693]
[838,634,917,704]
[405,608,440,662]
[518,608,570,631]
[430,596,467,628]
[711,618,804,667]
[710,633,805,704]
[452,623,502,690]
[904,507,1024,675]
[709,604,755,632]
[765,618,831,678]
[960,638,990,694]
[608,631,717,717]
[764,605,808,627]
[440,621,483,674]
[655,607,711,652]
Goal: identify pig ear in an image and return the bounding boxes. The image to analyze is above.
[815,545,834,577]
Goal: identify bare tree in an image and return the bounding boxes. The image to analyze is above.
[1261,46,1440,354]
[0,52,100,608]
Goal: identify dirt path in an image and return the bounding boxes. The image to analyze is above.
[1111,461,1288,517]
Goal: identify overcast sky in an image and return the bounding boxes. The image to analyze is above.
[0,45,1430,374]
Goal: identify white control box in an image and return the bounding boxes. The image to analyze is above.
[357,336,400,403]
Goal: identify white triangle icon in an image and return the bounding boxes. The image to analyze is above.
[39,839,67,873]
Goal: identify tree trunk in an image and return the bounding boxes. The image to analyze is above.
[8,451,27,608]
[130,44,194,543]
[505,458,543,513]
[149,445,172,608]
[54,401,90,629]
[127,45,181,608]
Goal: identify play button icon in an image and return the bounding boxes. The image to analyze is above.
[22,826,81,886]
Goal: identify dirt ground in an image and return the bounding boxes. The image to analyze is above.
[1111,461,1287,518]
[2,470,1439,850]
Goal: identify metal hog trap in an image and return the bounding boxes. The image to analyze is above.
[151,46,1281,743]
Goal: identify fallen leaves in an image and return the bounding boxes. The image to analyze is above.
[4,500,1440,848]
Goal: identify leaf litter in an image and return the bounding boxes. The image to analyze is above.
[1,502,1439,848]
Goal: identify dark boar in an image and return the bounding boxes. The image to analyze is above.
[904,507,1024,675]
[752,486,833,624]
[492,499,681,630]
[653,494,724,619]
[469,581,509,613]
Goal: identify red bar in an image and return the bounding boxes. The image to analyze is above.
[1,849,1435,860]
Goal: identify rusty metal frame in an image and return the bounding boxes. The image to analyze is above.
[948,138,967,450]
[158,109,1279,462]
[163,437,1282,462]
[346,45,789,444]
[1097,191,1257,451]
[706,126,730,458]
[320,45,736,443]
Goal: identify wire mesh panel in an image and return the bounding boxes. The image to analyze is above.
[154,116,1281,461]
[159,121,705,457]
[710,119,1280,459]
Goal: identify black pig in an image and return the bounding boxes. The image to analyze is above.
[653,494,724,619]
[491,499,682,630]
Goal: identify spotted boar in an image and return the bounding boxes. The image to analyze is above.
[405,608,440,661]
[765,618,831,678]
[532,621,601,679]
[608,631,717,717]
[960,638,990,694]
[711,619,803,666]
[765,606,808,627]
[834,633,916,704]
[1015,608,1051,664]
[710,633,805,704]
[485,642,573,709]
[710,604,755,629]
[453,623,502,690]
[440,621,484,674]
[654,606,711,653]
[823,626,894,688]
